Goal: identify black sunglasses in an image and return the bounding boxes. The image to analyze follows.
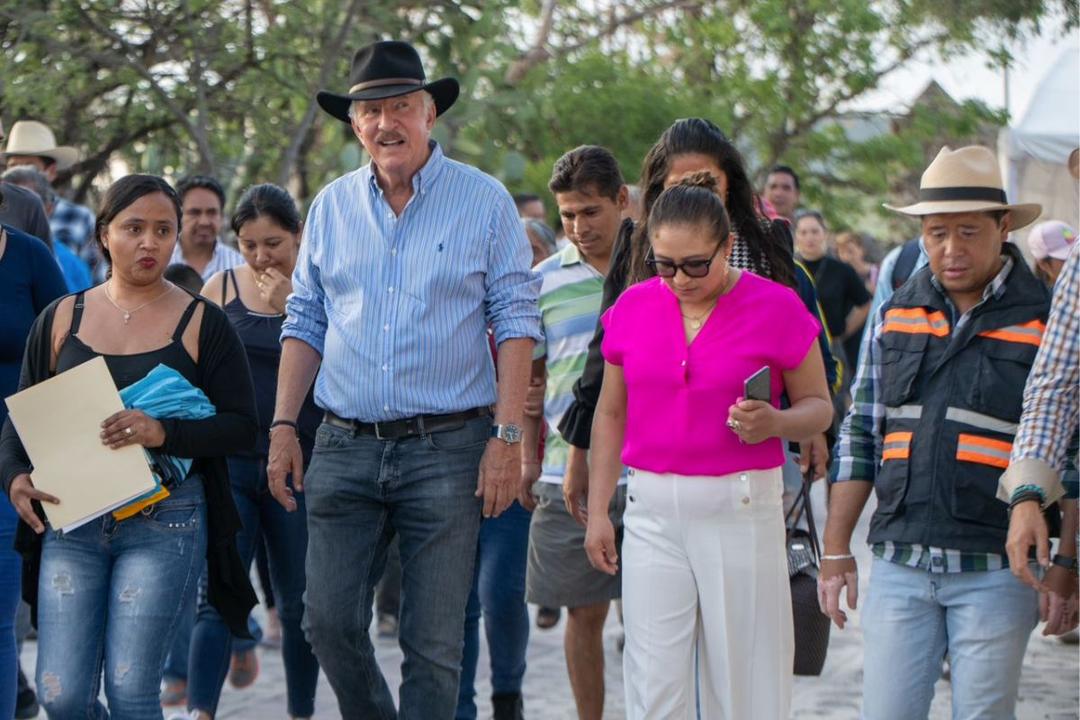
[646,243,722,279]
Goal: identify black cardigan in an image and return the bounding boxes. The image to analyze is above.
[0,293,259,637]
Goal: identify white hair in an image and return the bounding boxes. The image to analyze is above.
[347,90,434,121]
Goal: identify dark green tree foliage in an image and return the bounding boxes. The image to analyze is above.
[0,0,1068,237]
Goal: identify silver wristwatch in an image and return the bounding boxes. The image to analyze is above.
[490,423,523,444]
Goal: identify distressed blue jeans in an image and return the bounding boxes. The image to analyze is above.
[303,417,488,720]
[35,479,207,720]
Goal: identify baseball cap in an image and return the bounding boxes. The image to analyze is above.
[1027,220,1077,261]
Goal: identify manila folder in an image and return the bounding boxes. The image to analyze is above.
[5,356,156,532]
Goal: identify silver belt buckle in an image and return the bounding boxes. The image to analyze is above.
[374,421,387,441]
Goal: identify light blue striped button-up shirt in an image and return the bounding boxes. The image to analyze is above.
[282,142,542,422]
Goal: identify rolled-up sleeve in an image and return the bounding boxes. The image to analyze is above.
[281,201,328,355]
[484,195,542,345]
[998,246,1079,505]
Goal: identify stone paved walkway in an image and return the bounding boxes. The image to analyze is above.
[20,488,1080,719]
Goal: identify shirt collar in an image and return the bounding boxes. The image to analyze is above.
[365,140,446,198]
[560,243,583,267]
[931,254,1015,322]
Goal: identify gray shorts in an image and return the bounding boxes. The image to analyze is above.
[526,482,626,609]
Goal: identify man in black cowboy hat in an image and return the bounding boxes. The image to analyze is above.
[268,40,541,720]
[819,145,1076,719]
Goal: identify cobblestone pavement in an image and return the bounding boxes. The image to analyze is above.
[21,488,1080,719]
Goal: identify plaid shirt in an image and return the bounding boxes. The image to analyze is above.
[50,197,102,281]
[1002,244,1080,503]
[833,257,1015,573]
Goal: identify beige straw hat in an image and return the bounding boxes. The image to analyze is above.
[3,121,79,170]
[884,145,1041,230]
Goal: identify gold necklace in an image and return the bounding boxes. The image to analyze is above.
[104,282,174,324]
[680,268,732,330]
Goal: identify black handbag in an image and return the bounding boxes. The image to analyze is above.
[786,470,830,676]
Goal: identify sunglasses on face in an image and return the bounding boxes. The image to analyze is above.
[646,242,722,278]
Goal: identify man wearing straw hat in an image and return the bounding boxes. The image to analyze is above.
[819,145,1066,719]
[3,120,97,274]
[269,40,540,719]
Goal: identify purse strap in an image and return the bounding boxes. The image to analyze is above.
[785,470,822,561]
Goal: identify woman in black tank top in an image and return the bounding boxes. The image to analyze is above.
[0,175,258,719]
[186,184,320,720]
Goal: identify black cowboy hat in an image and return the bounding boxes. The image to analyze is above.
[316,41,460,123]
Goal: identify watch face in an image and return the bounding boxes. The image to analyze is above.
[499,424,523,442]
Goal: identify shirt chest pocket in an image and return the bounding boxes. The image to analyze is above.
[879,333,928,407]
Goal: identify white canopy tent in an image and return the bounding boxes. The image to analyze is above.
[998,46,1080,255]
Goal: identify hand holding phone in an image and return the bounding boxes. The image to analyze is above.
[744,366,771,404]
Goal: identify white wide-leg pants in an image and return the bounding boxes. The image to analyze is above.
[622,466,793,720]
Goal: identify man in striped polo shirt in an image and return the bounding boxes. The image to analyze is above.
[522,146,628,720]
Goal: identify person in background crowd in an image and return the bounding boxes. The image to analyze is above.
[269,40,541,718]
[835,230,880,294]
[794,211,871,406]
[1027,220,1077,286]
[181,184,321,720]
[514,193,546,221]
[821,145,1059,720]
[2,120,100,278]
[834,230,880,370]
[2,166,92,292]
[171,175,244,281]
[523,218,558,268]
[763,164,801,224]
[165,263,206,294]
[586,174,831,718]
[522,146,629,720]
[0,188,67,720]
[0,173,258,719]
[0,120,53,250]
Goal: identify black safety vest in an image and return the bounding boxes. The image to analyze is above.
[868,244,1051,554]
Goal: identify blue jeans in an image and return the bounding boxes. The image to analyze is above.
[163,590,261,684]
[187,455,318,717]
[456,501,531,719]
[36,479,207,720]
[861,556,1039,720]
[0,501,20,720]
[303,417,488,720]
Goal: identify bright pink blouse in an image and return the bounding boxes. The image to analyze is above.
[601,272,820,477]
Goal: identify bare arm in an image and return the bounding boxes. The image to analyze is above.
[267,338,322,510]
[818,480,874,628]
[519,359,546,511]
[479,337,535,517]
[584,361,627,575]
[842,302,871,341]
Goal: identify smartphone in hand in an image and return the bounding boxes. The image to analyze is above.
[744,366,771,403]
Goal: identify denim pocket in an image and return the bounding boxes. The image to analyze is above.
[314,422,353,450]
[142,500,201,534]
[423,417,491,452]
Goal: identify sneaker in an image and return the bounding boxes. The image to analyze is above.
[377,612,399,639]
[160,679,187,707]
[492,692,524,720]
[536,606,560,630]
[14,687,39,720]
[165,711,202,720]
[228,648,259,689]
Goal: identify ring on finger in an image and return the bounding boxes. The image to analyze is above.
[125,427,134,437]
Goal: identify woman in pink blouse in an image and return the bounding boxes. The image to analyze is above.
[584,175,833,719]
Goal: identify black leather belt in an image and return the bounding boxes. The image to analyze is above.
[323,407,491,440]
